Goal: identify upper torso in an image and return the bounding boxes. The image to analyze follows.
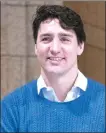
[1,78,105,132]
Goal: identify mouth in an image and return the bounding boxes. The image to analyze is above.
[47,57,65,65]
[47,57,64,61]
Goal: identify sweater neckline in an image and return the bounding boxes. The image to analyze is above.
[33,78,92,105]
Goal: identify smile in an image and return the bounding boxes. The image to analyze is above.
[47,57,64,61]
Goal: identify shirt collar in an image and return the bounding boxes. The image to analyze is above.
[73,70,87,91]
[37,70,87,95]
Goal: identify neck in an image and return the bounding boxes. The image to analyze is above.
[41,66,78,101]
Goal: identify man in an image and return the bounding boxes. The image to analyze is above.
[1,5,105,132]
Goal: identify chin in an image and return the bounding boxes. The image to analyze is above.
[45,67,65,75]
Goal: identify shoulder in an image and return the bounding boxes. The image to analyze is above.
[87,78,105,90]
[1,79,38,106]
[86,77,105,102]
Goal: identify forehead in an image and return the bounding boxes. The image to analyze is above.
[38,18,75,35]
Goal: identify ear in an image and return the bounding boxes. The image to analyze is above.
[34,44,38,56]
[77,42,84,56]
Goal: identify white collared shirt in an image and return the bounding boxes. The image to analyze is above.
[37,70,87,102]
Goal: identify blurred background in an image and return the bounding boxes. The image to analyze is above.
[1,0,105,98]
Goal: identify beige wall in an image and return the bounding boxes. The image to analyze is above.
[1,0,42,97]
[1,0,105,98]
[64,1,105,85]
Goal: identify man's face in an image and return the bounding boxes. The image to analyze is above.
[35,19,84,75]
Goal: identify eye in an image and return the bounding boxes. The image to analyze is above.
[41,37,52,43]
[42,37,49,41]
[60,37,70,43]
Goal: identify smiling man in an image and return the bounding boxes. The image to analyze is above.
[1,5,105,132]
[35,18,85,102]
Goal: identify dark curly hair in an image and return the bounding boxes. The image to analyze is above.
[32,5,86,45]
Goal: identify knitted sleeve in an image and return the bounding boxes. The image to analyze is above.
[1,93,19,132]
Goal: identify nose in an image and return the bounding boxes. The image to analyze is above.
[50,38,61,55]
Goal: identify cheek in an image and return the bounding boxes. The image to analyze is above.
[37,45,49,57]
[63,46,73,56]
[64,47,78,60]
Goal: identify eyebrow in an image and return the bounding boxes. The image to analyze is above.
[40,33,52,38]
[58,33,73,38]
[39,33,73,38]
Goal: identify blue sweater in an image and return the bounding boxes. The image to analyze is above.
[1,78,105,132]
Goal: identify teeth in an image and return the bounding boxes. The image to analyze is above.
[49,57,62,61]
